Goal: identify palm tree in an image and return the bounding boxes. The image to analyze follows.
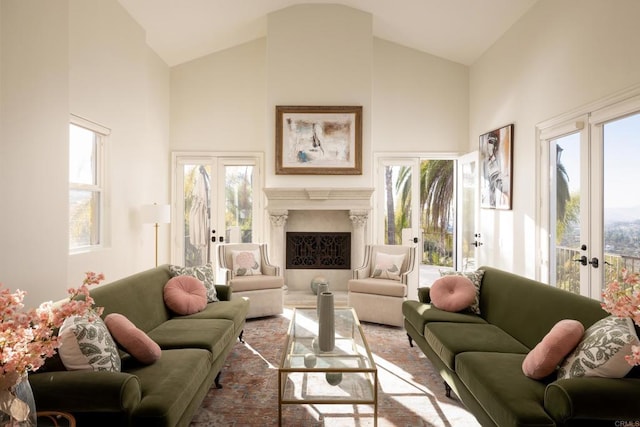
[384,167,396,244]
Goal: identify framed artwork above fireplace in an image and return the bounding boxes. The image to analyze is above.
[275,105,362,175]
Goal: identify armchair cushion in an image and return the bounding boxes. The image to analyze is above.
[231,249,262,276]
[229,274,283,292]
[348,278,406,297]
[371,252,405,281]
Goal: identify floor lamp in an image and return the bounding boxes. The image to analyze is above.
[142,203,171,266]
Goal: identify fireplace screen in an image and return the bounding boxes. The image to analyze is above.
[286,232,351,269]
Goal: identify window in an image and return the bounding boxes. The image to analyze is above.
[69,116,109,252]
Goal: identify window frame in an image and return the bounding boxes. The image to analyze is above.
[69,114,110,253]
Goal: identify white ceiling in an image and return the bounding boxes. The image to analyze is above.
[117,0,539,67]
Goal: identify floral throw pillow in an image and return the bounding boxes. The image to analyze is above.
[231,250,262,276]
[438,269,484,314]
[371,252,405,281]
[169,263,218,302]
[557,315,640,379]
[58,314,121,372]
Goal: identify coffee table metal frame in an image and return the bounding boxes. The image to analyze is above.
[278,307,378,426]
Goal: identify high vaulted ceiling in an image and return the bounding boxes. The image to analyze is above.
[117,0,539,67]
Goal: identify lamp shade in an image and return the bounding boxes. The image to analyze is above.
[141,204,171,224]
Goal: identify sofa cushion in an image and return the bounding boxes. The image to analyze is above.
[164,276,208,315]
[348,278,406,297]
[148,318,235,360]
[456,352,555,427]
[228,274,283,292]
[522,319,584,379]
[127,348,212,427]
[430,275,476,312]
[439,269,483,314]
[169,263,219,302]
[58,315,121,372]
[231,249,262,276]
[371,252,405,281]
[424,322,529,370]
[558,315,639,379]
[105,313,161,365]
[175,298,250,326]
[402,300,486,338]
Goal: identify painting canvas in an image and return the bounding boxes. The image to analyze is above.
[276,106,362,175]
[480,124,513,210]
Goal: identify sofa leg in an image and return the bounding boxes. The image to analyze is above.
[214,372,223,389]
[238,330,245,343]
[406,333,413,347]
[444,381,452,398]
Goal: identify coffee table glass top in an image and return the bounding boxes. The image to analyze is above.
[279,307,377,403]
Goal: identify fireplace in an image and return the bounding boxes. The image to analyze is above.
[286,232,351,269]
[264,187,374,292]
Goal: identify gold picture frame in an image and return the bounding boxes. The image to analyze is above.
[275,105,362,175]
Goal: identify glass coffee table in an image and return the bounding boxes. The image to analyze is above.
[278,307,378,426]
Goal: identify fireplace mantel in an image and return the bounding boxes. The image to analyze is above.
[264,187,374,211]
[263,187,375,291]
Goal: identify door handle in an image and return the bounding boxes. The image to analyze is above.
[413,237,419,243]
[588,257,599,268]
[573,255,588,266]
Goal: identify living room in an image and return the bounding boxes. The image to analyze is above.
[2,0,640,425]
[3,0,639,307]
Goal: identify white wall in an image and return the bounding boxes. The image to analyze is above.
[373,38,469,153]
[0,1,69,308]
[470,0,640,278]
[0,0,170,307]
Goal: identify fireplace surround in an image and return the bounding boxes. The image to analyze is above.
[264,187,374,291]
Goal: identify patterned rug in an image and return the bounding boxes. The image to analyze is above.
[190,308,480,426]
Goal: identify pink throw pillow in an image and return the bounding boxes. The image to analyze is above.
[430,275,476,312]
[522,319,585,379]
[164,276,207,315]
[104,313,161,365]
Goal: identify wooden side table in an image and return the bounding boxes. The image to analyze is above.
[36,411,76,427]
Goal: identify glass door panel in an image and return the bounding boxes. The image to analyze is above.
[602,113,640,283]
[549,132,585,294]
[223,164,255,243]
[180,163,213,267]
[458,152,479,271]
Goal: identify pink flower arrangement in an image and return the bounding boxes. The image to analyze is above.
[0,272,104,384]
[601,268,640,366]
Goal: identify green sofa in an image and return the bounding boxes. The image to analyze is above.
[29,265,250,427]
[402,266,640,427]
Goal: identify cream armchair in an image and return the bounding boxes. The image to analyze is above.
[347,244,416,327]
[217,243,284,319]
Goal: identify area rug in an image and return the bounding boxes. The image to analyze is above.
[190,308,480,426]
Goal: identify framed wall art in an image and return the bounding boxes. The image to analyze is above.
[275,105,362,175]
[479,123,513,210]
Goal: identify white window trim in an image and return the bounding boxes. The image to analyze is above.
[69,114,110,254]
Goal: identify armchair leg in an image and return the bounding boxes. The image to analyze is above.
[238,330,245,343]
[407,333,413,347]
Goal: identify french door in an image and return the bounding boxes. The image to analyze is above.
[376,154,476,299]
[171,153,263,267]
[540,93,640,298]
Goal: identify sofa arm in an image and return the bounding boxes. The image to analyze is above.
[418,286,431,303]
[215,284,232,301]
[29,370,141,413]
[545,377,640,422]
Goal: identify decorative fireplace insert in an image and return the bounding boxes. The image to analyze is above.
[286,232,351,269]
